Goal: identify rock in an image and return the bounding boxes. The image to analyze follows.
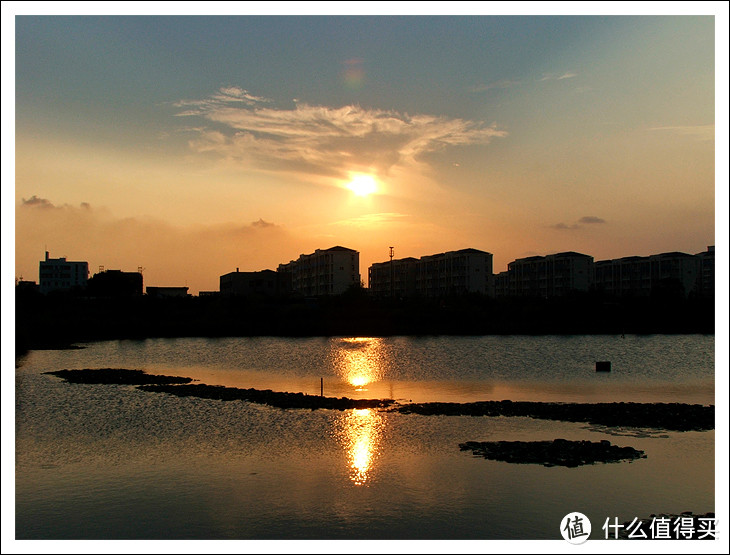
[458,439,646,467]
[394,400,714,431]
[44,368,193,385]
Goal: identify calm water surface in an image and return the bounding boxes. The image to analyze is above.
[15,335,715,539]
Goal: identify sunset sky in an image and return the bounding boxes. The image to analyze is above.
[7,6,727,294]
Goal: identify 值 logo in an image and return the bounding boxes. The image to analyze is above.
[561,512,592,544]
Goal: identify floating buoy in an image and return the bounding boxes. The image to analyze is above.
[596,361,611,372]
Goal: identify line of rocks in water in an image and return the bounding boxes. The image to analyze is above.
[44,369,393,410]
[459,439,646,467]
[138,383,394,410]
[44,368,193,385]
[43,369,714,430]
[393,400,714,431]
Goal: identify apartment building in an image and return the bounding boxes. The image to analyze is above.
[593,251,700,298]
[368,257,419,298]
[504,252,593,298]
[38,251,89,294]
[368,248,493,298]
[220,269,281,297]
[695,246,715,298]
[278,246,360,296]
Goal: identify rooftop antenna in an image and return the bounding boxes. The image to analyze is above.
[138,266,145,273]
[389,246,394,298]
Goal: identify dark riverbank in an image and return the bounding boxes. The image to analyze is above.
[16,288,714,353]
[44,369,714,431]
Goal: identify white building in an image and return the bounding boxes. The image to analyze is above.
[39,251,89,294]
[505,251,593,298]
[416,248,493,297]
[278,246,360,296]
[593,251,701,298]
[368,248,493,297]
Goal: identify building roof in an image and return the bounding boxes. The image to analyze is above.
[321,246,358,253]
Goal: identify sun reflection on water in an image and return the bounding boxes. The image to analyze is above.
[333,337,385,391]
[339,408,384,486]
[330,337,388,485]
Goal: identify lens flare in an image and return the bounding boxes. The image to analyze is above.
[342,58,365,89]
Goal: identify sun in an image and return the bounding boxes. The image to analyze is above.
[346,174,377,197]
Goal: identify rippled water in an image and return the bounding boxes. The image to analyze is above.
[15,335,715,540]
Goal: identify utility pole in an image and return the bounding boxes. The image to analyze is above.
[389,246,394,299]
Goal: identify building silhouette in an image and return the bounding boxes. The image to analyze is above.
[278,246,360,296]
[87,269,143,297]
[39,251,89,294]
[220,269,282,297]
[368,248,493,298]
[369,257,419,298]
[593,251,702,298]
[695,246,715,299]
[499,252,593,298]
[146,286,189,298]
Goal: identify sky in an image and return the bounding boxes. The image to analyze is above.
[6,4,728,295]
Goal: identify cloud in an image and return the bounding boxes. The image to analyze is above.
[578,216,606,224]
[16,198,308,294]
[649,124,714,142]
[329,212,410,227]
[21,195,55,208]
[251,218,276,228]
[539,71,577,82]
[551,216,607,230]
[174,87,507,180]
[550,222,579,230]
[469,79,521,93]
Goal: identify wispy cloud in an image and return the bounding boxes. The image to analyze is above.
[649,124,714,142]
[539,71,578,82]
[329,212,410,227]
[174,86,272,114]
[579,216,606,224]
[174,87,507,180]
[551,222,580,230]
[469,79,521,93]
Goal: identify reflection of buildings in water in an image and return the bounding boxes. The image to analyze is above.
[337,408,385,486]
[332,337,385,391]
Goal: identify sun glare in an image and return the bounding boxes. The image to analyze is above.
[346,174,377,196]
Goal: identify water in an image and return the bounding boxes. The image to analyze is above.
[15,335,715,540]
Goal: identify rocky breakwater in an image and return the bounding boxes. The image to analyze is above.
[138,383,394,411]
[44,368,395,411]
[459,439,646,467]
[44,368,193,385]
[395,400,714,432]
